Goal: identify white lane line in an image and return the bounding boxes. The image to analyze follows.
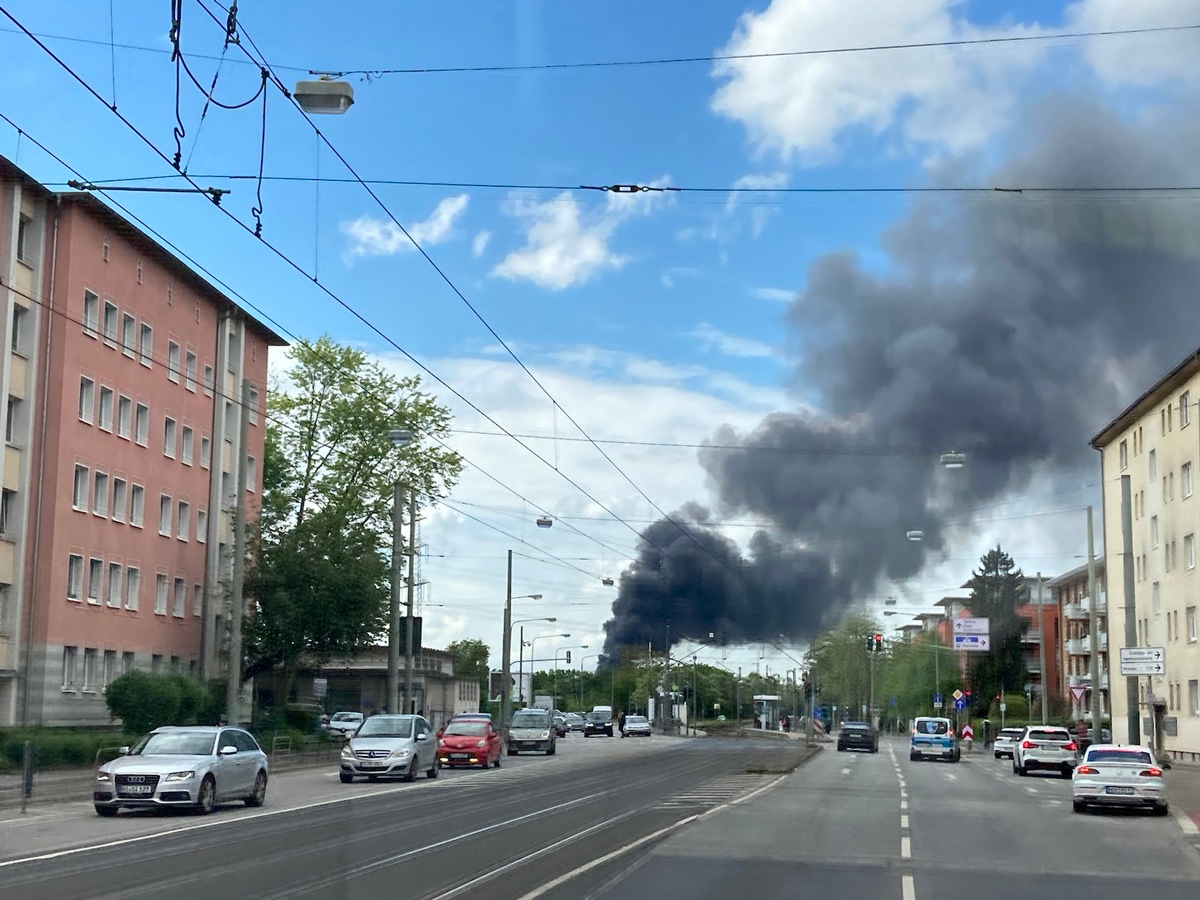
[1048,800,1063,807]
[901,836,911,859]
[945,773,957,782]
[900,814,909,829]
[900,798,908,811]
[842,768,851,776]
[1174,809,1200,836]
[902,873,916,900]
[1025,787,1039,795]
[900,790,908,800]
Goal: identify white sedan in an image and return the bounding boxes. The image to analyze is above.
[1071,744,1168,815]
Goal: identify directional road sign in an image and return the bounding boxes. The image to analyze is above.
[954,633,991,651]
[1120,647,1165,676]
[954,697,967,711]
[953,617,990,635]
[933,692,942,705]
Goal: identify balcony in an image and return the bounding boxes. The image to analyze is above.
[1063,603,1086,620]
[1067,673,1091,688]
[1066,637,1087,655]
[1021,630,1043,644]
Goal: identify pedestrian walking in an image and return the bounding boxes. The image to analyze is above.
[618,711,627,737]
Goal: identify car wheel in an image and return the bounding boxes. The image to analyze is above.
[1154,802,1170,816]
[195,775,216,815]
[339,773,354,784]
[837,744,844,752]
[427,759,439,779]
[1018,762,1028,777]
[244,770,267,807]
[493,755,501,769]
[994,752,1000,759]
[909,752,918,762]
[1072,800,1086,814]
[404,760,418,783]
[95,804,118,817]
[547,742,556,756]
[507,746,517,756]
[1060,765,1072,779]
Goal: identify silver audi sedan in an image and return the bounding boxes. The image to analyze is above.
[93,726,269,816]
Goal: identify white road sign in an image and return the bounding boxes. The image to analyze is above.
[1120,646,1165,675]
[953,633,991,651]
[954,617,990,635]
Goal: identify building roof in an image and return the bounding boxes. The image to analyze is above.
[1,155,288,348]
[1090,347,1200,449]
[1045,558,1106,588]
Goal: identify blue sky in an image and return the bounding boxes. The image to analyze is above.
[2,1,1197,676]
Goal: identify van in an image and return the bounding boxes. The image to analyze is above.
[591,706,613,720]
[910,716,959,762]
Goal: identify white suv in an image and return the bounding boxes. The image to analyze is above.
[993,727,1025,760]
[1013,725,1079,778]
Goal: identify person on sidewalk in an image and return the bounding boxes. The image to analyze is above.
[618,711,627,737]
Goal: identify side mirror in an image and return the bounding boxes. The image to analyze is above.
[117,746,130,756]
[219,745,238,756]
[416,732,429,741]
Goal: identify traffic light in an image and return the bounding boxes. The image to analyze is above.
[565,651,571,664]
[866,635,874,652]
[873,633,883,652]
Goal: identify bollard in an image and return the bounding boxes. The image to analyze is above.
[963,737,974,755]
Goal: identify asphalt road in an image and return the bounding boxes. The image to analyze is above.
[573,737,1200,900]
[0,731,800,899]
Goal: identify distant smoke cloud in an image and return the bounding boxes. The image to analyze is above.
[603,96,1200,656]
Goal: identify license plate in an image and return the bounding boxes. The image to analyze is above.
[450,753,470,759]
[1105,786,1135,795]
[121,785,153,795]
[361,760,385,768]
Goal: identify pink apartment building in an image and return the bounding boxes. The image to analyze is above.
[0,156,285,726]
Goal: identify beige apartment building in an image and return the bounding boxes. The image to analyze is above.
[1092,349,1200,757]
[0,156,284,726]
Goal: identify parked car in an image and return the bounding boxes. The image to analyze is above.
[624,715,652,737]
[1012,725,1078,778]
[583,710,614,738]
[837,722,878,753]
[553,714,568,737]
[508,708,556,755]
[564,713,586,732]
[93,726,268,817]
[993,727,1025,760]
[437,718,502,769]
[339,714,440,783]
[326,711,364,739]
[910,717,958,762]
[1071,744,1168,815]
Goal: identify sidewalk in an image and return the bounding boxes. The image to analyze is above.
[1165,761,1200,831]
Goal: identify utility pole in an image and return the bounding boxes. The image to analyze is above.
[1121,475,1140,745]
[500,550,513,735]
[225,379,251,725]
[1037,572,1048,725]
[403,488,417,714]
[664,623,671,734]
[518,625,525,706]
[387,481,403,714]
[1086,507,1103,738]
[869,641,877,729]
[736,666,741,724]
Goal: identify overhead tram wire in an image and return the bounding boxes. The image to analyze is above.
[0,114,625,581]
[193,0,751,580]
[4,20,1196,77]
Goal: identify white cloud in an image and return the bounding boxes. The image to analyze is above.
[491,180,672,290]
[710,0,1045,161]
[686,323,777,359]
[472,230,491,257]
[1065,0,1200,87]
[751,286,797,302]
[341,194,469,258]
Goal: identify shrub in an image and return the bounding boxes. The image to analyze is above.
[0,729,127,770]
[104,671,216,734]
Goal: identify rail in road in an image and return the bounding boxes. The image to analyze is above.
[0,733,811,899]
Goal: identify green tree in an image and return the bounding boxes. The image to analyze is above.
[105,671,214,734]
[447,639,490,711]
[966,545,1029,714]
[245,336,463,702]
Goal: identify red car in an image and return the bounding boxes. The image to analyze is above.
[437,719,502,769]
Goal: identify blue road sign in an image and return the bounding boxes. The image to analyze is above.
[933,692,942,705]
[889,696,897,707]
[954,697,967,711]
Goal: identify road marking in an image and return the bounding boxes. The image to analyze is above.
[900,789,908,800]
[902,874,916,900]
[900,814,909,829]
[841,767,851,776]
[945,773,957,782]
[1025,787,1039,795]
[1174,809,1200,836]
[900,798,907,811]
[901,836,911,859]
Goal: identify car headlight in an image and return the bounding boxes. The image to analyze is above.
[164,771,195,782]
[541,731,550,739]
[95,771,111,782]
[341,746,355,759]
[476,740,488,748]
[388,748,411,759]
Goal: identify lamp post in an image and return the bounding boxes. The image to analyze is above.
[515,617,556,707]
[554,646,588,711]
[526,632,569,708]
[500,567,543,733]
[386,429,413,715]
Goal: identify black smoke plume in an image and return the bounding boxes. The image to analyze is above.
[603,96,1200,657]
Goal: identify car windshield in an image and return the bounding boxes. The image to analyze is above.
[587,712,610,722]
[331,713,361,723]
[627,716,648,724]
[445,722,487,736]
[132,731,216,756]
[355,716,413,738]
[842,724,871,731]
[915,720,949,735]
[512,712,549,727]
[1028,730,1071,742]
[1087,748,1153,764]
[999,730,1024,740]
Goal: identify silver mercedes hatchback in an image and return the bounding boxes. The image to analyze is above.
[93,726,269,816]
[339,714,440,783]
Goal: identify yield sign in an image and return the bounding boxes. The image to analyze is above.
[1069,686,1087,703]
